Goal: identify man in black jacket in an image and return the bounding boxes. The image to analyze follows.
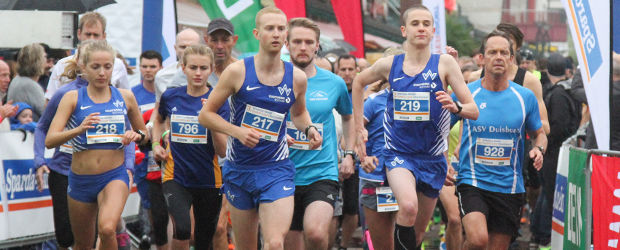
[530,53,576,247]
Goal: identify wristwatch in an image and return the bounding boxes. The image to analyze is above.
[304,124,318,136]
[343,150,356,159]
[454,101,463,114]
[134,129,146,143]
[536,145,545,154]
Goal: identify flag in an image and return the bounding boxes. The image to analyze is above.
[331,0,364,58]
[199,0,262,54]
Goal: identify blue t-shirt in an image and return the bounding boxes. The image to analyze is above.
[360,88,389,181]
[131,83,156,113]
[288,66,352,186]
[159,86,229,188]
[227,57,295,169]
[453,80,542,194]
[384,54,451,157]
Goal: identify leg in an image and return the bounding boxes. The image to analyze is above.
[96,180,130,250]
[228,202,259,250]
[303,201,335,249]
[284,231,304,250]
[149,181,170,249]
[341,174,359,248]
[48,170,74,249]
[413,193,438,246]
[327,216,339,249]
[363,207,395,250]
[461,212,488,250]
[213,198,231,250]
[487,232,512,250]
[192,188,222,250]
[387,168,419,249]
[439,185,463,250]
[67,197,98,250]
[163,181,193,250]
[259,196,294,250]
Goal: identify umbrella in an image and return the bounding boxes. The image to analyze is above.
[0,0,116,13]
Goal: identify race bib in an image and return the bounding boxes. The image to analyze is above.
[139,102,155,113]
[58,142,73,154]
[170,114,207,144]
[86,115,125,144]
[286,121,323,150]
[147,151,160,173]
[376,186,399,212]
[240,105,285,142]
[474,138,514,166]
[393,91,430,121]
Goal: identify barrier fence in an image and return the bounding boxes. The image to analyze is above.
[552,135,620,249]
[0,131,139,248]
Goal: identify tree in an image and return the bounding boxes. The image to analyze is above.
[445,13,480,57]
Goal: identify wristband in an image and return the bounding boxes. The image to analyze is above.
[304,125,318,136]
[152,142,160,150]
[134,129,145,143]
[162,130,170,139]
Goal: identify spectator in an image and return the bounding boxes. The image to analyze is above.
[7,43,46,121]
[9,102,37,132]
[0,100,18,131]
[530,53,579,248]
[0,60,10,103]
[38,43,55,91]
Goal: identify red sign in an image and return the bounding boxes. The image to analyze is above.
[591,154,620,249]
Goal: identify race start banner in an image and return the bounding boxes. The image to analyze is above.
[592,154,620,249]
[552,146,589,249]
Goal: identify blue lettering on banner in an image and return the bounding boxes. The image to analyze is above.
[3,160,50,200]
[553,174,568,221]
[571,0,603,79]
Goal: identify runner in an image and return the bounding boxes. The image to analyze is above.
[282,17,354,250]
[454,31,547,250]
[199,7,322,250]
[45,40,148,250]
[351,5,479,249]
[151,44,228,250]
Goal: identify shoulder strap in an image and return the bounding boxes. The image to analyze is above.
[514,68,526,85]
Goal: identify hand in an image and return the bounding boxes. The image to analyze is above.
[446,46,459,60]
[0,100,18,118]
[79,112,100,132]
[235,126,261,148]
[153,144,167,161]
[340,154,354,179]
[201,98,208,106]
[286,134,295,146]
[355,127,369,159]
[444,164,457,186]
[361,156,378,174]
[122,130,142,145]
[529,148,544,171]
[307,127,322,150]
[36,165,50,192]
[435,91,459,113]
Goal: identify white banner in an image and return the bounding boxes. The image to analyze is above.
[423,0,447,54]
[0,132,139,242]
[562,0,611,150]
[551,144,570,249]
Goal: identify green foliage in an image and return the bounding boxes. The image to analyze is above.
[445,13,480,57]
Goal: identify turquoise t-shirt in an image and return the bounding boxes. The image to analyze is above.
[288,66,352,185]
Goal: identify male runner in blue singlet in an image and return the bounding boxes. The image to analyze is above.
[453,31,547,250]
[352,5,479,249]
[199,7,322,250]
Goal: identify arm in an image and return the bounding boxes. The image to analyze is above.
[151,105,168,161]
[523,72,550,134]
[339,114,355,178]
[528,127,547,171]
[120,89,148,145]
[45,91,96,148]
[467,69,482,83]
[352,56,392,159]
[439,54,479,120]
[289,67,322,149]
[212,132,228,158]
[199,61,261,148]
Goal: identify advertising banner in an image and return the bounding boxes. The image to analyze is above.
[591,154,620,249]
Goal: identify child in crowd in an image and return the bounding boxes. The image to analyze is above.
[10,102,37,132]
